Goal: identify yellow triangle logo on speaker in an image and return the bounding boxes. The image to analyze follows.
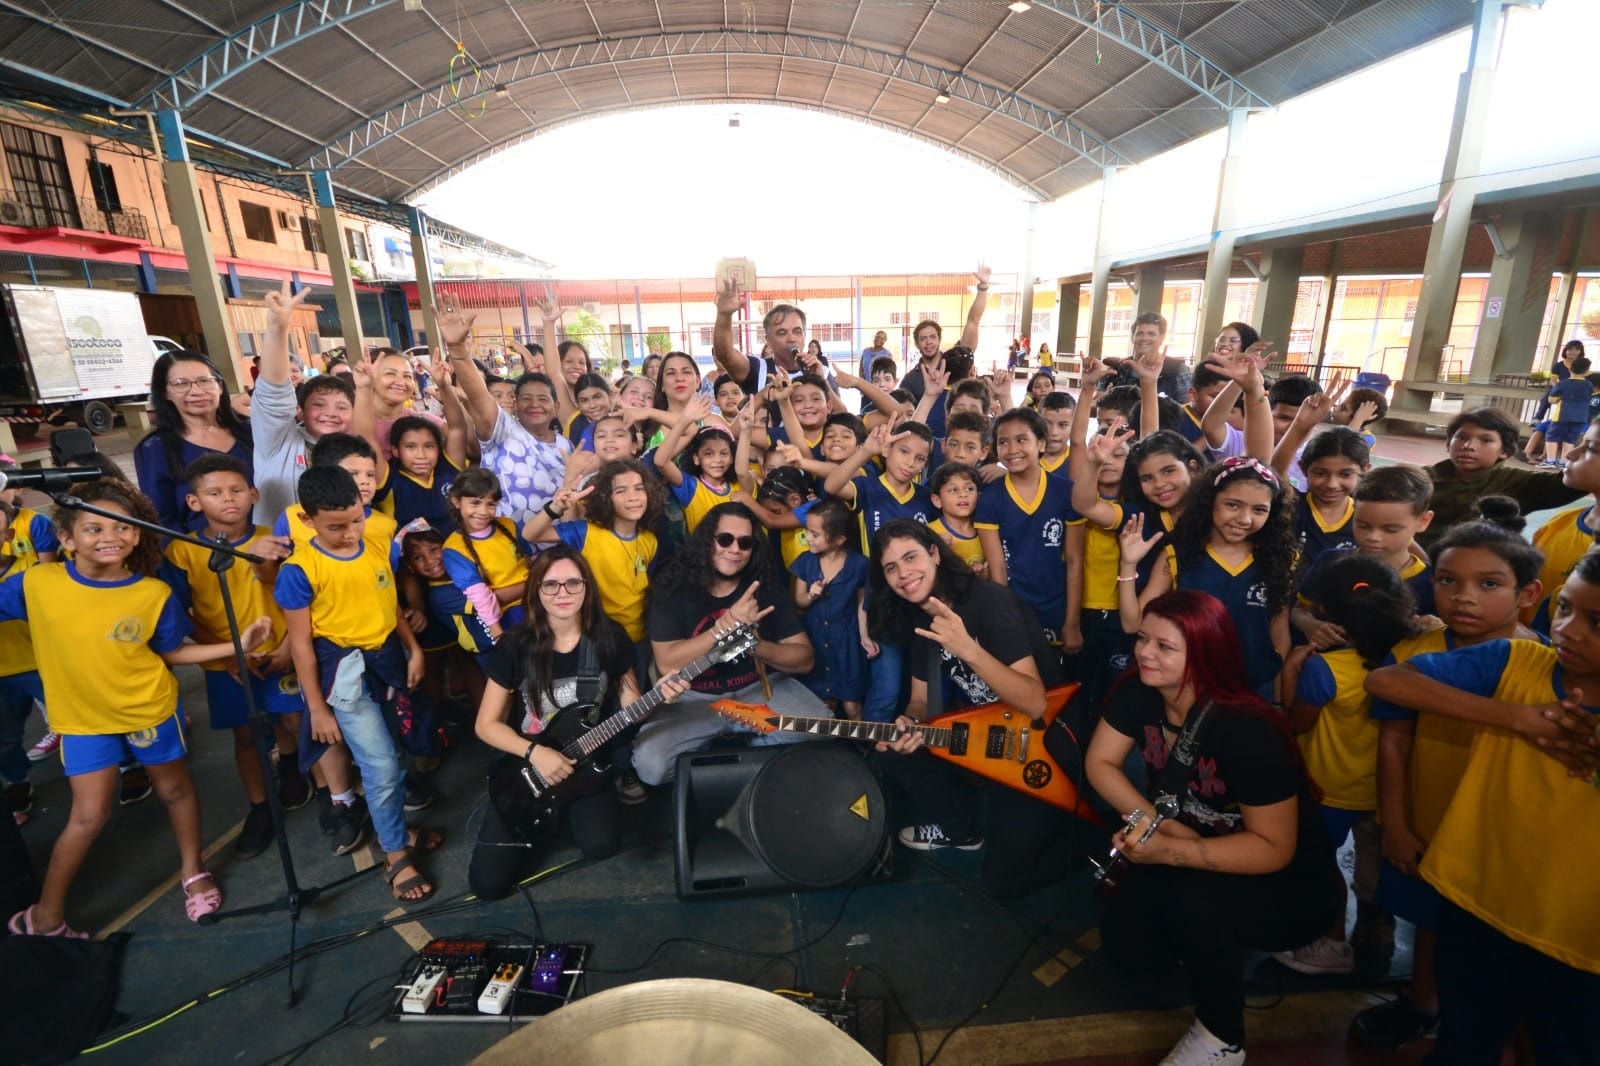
[848,793,870,820]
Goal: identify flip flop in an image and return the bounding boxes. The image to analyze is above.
[384,856,434,904]
[181,871,223,922]
[7,905,89,939]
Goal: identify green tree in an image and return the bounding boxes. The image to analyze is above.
[564,309,611,363]
[646,330,671,355]
[1583,308,1600,341]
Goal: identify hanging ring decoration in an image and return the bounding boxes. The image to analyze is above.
[448,41,490,118]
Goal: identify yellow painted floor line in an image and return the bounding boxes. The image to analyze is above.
[97,819,243,938]
[385,906,434,952]
[888,990,1385,1066]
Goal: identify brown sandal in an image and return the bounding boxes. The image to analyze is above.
[406,826,444,854]
[384,856,434,903]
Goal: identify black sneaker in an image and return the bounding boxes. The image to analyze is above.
[1352,909,1397,979]
[315,787,336,835]
[897,823,984,851]
[403,779,436,813]
[330,799,367,856]
[236,803,275,859]
[4,781,32,816]
[1350,996,1439,1052]
[119,766,153,806]
[613,768,648,806]
[276,754,312,810]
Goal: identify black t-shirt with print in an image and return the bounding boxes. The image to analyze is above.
[908,581,1063,709]
[648,575,804,694]
[487,620,634,737]
[1102,679,1329,874]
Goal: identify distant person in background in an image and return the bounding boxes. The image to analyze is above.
[898,266,993,404]
[861,330,892,367]
[1525,340,1585,460]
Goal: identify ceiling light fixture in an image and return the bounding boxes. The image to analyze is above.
[403,0,422,10]
[494,83,510,97]
[935,89,951,103]
[1008,1,1031,12]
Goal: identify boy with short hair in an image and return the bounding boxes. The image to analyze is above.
[941,410,990,471]
[274,433,399,561]
[163,454,307,858]
[928,462,986,578]
[274,466,438,900]
[1038,391,1075,475]
[1543,356,1594,465]
[1179,362,1231,445]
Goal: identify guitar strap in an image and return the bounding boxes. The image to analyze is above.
[576,636,604,727]
[924,637,943,721]
[1153,699,1213,799]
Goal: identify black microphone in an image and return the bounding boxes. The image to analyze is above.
[0,467,106,493]
[789,345,801,359]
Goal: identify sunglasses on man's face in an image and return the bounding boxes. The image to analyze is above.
[714,532,755,551]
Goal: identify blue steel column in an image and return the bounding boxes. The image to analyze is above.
[156,109,242,387]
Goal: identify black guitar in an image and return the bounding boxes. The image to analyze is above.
[487,625,757,837]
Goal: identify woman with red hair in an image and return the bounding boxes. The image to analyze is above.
[1085,590,1340,1066]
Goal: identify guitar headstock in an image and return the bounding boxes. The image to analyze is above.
[709,698,779,733]
[709,623,758,664]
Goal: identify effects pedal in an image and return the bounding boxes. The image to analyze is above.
[477,963,524,1015]
[529,946,567,995]
[401,965,448,1015]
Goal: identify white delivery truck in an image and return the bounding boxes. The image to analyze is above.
[0,284,160,435]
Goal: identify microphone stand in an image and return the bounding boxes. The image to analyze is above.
[49,491,372,1006]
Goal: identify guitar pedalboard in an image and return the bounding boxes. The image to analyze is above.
[387,938,589,1024]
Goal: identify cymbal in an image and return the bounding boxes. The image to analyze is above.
[473,978,877,1065]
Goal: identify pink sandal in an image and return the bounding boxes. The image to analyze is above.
[181,871,222,922]
[7,905,89,939]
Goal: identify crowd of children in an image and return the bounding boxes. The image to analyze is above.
[0,289,1596,1066]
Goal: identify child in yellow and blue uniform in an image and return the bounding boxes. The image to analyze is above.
[274,432,400,566]
[0,500,44,824]
[275,465,438,900]
[1527,416,1600,620]
[1064,420,1134,713]
[375,414,466,535]
[1292,427,1366,562]
[1365,555,1600,1064]
[927,463,986,576]
[162,454,308,858]
[442,467,532,662]
[0,480,276,936]
[655,400,736,535]
[1348,516,1547,1050]
[1276,554,1423,976]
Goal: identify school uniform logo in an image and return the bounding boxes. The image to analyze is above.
[1245,582,1268,608]
[1043,519,1063,548]
[109,617,145,642]
[278,675,301,696]
[126,727,158,748]
[376,569,392,590]
[9,537,31,557]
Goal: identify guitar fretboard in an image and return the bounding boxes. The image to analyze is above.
[768,713,955,750]
[560,645,730,760]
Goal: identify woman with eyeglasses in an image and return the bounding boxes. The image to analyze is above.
[469,545,688,899]
[134,350,254,533]
[630,502,824,787]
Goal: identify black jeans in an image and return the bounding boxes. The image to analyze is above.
[467,787,622,901]
[1100,858,1341,1046]
[1434,900,1600,1065]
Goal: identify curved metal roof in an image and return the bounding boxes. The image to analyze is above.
[0,0,1472,204]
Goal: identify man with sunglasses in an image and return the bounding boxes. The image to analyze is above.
[631,502,824,787]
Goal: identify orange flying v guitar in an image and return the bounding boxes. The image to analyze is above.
[712,683,1100,824]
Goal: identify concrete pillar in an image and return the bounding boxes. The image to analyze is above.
[1397,0,1508,410]
[1549,207,1593,362]
[1472,208,1559,379]
[1087,167,1118,359]
[1018,202,1038,350]
[1134,267,1166,322]
[1056,281,1082,353]
[156,110,242,388]
[1253,245,1305,355]
[312,171,367,364]
[1199,109,1249,349]
[408,207,441,350]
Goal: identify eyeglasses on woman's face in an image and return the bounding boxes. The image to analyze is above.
[168,376,222,393]
[539,578,587,596]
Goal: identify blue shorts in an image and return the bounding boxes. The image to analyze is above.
[1375,858,1441,930]
[60,710,188,775]
[1546,421,1585,446]
[203,670,305,730]
[1320,804,1368,847]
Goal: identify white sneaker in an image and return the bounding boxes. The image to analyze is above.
[26,731,59,762]
[1271,935,1355,975]
[1159,1020,1245,1065]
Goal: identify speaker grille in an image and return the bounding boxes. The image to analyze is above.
[741,745,887,887]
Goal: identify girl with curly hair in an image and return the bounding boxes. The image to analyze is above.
[0,480,274,936]
[1117,456,1298,698]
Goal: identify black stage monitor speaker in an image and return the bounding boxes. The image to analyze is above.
[674,743,891,900]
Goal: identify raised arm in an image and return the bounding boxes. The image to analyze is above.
[261,280,312,387]
[823,425,885,502]
[958,264,991,352]
[439,304,498,441]
[654,393,714,488]
[916,594,1044,717]
[537,296,578,424]
[1271,388,1331,482]
[711,275,752,388]
[1131,351,1162,438]
[1116,512,1171,633]
[834,368,908,424]
[428,357,472,467]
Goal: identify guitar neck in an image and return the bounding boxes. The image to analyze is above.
[562,647,721,760]
[762,713,955,749]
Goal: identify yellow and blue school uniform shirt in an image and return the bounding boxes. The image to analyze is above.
[974,471,1082,639]
[1400,639,1600,973]
[273,540,398,652]
[846,472,933,555]
[0,559,36,680]
[1177,547,1282,688]
[275,505,400,570]
[162,526,288,671]
[554,520,657,641]
[777,499,816,572]
[1082,498,1127,612]
[375,454,463,535]
[1368,626,1474,844]
[1293,646,1379,811]
[928,518,986,574]
[671,475,732,534]
[1527,503,1596,623]
[442,518,531,646]
[1176,403,1207,445]
[3,507,58,568]
[1040,449,1069,475]
[0,563,191,734]
[1294,496,1356,561]
[1301,544,1435,618]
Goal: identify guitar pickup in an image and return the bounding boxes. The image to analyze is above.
[520,763,548,795]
